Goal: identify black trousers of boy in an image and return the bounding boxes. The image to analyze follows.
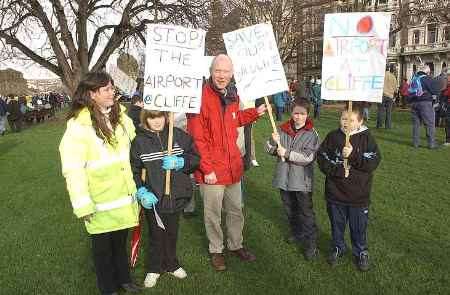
[326,202,369,257]
[145,210,180,273]
[91,229,131,294]
[280,190,318,247]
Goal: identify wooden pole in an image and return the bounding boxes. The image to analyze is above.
[164,112,174,196]
[344,101,352,178]
[264,96,285,162]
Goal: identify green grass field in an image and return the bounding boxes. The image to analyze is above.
[0,107,449,295]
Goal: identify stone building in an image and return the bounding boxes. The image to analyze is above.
[297,0,450,81]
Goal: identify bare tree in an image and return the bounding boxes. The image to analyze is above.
[0,0,208,95]
[222,0,298,64]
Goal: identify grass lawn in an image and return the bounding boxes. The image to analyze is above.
[0,106,449,295]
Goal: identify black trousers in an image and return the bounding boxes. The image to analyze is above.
[145,210,180,273]
[91,229,131,294]
[280,190,318,247]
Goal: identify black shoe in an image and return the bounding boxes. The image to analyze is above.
[327,247,344,267]
[303,246,319,261]
[354,251,370,272]
[121,282,142,293]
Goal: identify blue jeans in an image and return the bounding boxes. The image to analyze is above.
[326,202,369,257]
[411,101,436,147]
[376,96,394,128]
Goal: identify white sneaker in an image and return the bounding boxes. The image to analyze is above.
[251,160,260,167]
[170,267,187,279]
[443,142,450,147]
[144,273,160,288]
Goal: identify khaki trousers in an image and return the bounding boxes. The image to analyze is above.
[200,182,244,253]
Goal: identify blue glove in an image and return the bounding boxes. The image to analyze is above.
[136,187,158,209]
[162,155,184,171]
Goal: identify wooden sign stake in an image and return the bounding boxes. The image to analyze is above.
[164,112,174,196]
[264,96,285,162]
[344,101,352,178]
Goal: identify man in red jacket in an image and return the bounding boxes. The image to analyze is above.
[187,54,266,271]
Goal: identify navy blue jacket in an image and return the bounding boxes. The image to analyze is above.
[412,71,441,102]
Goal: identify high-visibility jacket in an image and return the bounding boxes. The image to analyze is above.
[59,106,139,234]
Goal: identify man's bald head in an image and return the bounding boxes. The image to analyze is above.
[210,54,234,91]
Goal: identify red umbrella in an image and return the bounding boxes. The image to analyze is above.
[130,208,144,268]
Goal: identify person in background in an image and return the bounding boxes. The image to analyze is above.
[127,92,144,129]
[442,75,450,146]
[377,66,398,129]
[409,64,441,149]
[273,91,289,121]
[59,72,141,295]
[0,95,7,135]
[6,94,23,133]
[399,78,409,108]
[310,79,322,119]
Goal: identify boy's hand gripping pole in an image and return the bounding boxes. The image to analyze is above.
[264,96,285,162]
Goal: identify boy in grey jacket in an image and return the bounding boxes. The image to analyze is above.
[266,99,320,260]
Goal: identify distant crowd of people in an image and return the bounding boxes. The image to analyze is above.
[0,92,70,135]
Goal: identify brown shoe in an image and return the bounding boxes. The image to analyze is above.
[211,253,226,271]
[230,248,256,262]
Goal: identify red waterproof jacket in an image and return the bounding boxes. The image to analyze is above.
[187,83,259,185]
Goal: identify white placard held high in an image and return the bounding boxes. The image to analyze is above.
[143,25,206,113]
[223,23,288,102]
[321,13,391,103]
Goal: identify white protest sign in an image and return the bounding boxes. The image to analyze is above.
[108,65,137,96]
[321,13,391,102]
[143,25,206,113]
[223,23,289,102]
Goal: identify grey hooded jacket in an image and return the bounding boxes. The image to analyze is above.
[266,118,319,192]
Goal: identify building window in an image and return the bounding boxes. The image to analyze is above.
[427,24,438,44]
[444,27,450,41]
[413,30,420,44]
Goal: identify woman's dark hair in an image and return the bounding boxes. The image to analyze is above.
[67,71,120,145]
[140,109,167,130]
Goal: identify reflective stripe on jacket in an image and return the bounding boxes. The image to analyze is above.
[59,106,139,234]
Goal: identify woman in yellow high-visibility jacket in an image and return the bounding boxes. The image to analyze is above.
[59,72,142,295]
